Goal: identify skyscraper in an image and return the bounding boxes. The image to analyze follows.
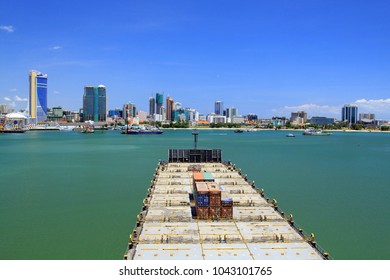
[149,97,155,116]
[29,70,48,123]
[226,107,237,118]
[83,85,107,122]
[342,104,358,126]
[123,102,137,119]
[215,100,223,115]
[97,85,107,121]
[156,93,163,115]
[166,96,174,121]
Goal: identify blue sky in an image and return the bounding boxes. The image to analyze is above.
[1,0,390,119]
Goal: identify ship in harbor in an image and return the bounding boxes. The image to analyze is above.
[303,128,332,136]
[124,130,330,260]
[121,125,163,135]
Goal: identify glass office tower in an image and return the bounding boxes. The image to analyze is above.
[29,70,48,123]
[83,85,107,122]
[342,104,358,126]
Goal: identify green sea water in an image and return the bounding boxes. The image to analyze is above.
[0,129,389,260]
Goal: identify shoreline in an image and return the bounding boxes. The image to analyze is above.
[160,127,390,133]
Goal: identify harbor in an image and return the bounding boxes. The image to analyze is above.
[1,129,389,260]
[125,132,330,260]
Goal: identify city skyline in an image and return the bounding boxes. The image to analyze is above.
[1,1,390,119]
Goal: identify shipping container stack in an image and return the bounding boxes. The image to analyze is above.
[193,171,233,219]
[221,198,233,219]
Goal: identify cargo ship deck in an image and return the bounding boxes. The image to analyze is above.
[124,147,329,260]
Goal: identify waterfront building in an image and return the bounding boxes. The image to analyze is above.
[156,93,163,115]
[310,117,336,126]
[166,96,174,121]
[0,104,8,114]
[2,112,28,128]
[47,106,64,122]
[172,108,188,122]
[342,104,358,126]
[108,108,123,119]
[186,108,198,122]
[137,110,148,122]
[83,85,107,122]
[215,100,224,115]
[272,116,288,127]
[198,115,207,122]
[208,114,226,124]
[359,113,375,123]
[29,70,48,123]
[290,111,307,125]
[247,114,258,122]
[231,115,245,124]
[149,97,155,116]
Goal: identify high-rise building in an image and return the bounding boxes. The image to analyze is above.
[123,102,137,119]
[290,111,307,123]
[359,113,375,122]
[342,104,358,126]
[29,70,48,123]
[149,97,155,116]
[156,93,163,115]
[166,96,174,121]
[83,85,107,122]
[0,104,8,114]
[215,101,223,115]
[226,107,237,118]
[97,85,107,121]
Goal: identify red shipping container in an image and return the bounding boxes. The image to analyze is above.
[209,194,221,206]
[196,206,209,219]
[209,206,221,218]
[221,206,233,219]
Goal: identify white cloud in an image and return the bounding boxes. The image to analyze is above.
[8,101,16,107]
[272,103,340,118]
[53,90,60,95]
[354,98,390,114]
[9,88,17,92]
[0,25,15,33]
[49,45,62,51]
[14,95,28,102]
[4,97,11,101]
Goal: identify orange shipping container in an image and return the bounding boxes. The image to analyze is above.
[207,183,221,194]
[195,182,209,194]
[193,171,204,182]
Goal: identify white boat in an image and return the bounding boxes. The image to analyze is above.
[303,128,332,136]
[30,122,61,131]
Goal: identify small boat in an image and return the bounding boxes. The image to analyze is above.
[234,129,244,133]
[286,133,295,137]
[81,125,95,133]
[303,128,332,136]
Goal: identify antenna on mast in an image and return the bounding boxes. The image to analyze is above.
[192,129,199,149]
